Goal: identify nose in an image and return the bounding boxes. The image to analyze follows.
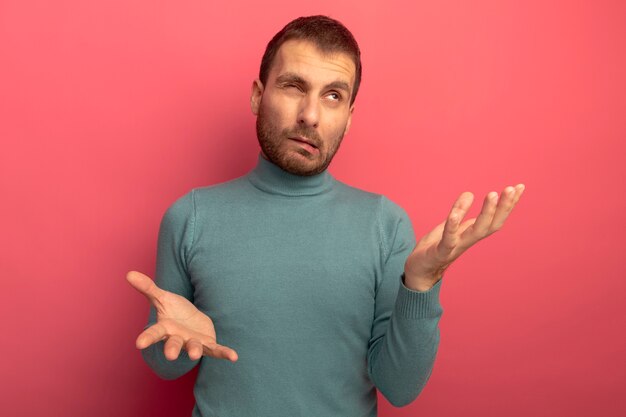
[297,95,319,128]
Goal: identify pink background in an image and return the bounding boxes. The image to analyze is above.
[1,1,625,416]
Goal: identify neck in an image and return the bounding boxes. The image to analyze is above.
[247,153,334,197]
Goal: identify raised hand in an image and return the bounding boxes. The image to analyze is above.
[126,271,238,362]
[404,184,525,291]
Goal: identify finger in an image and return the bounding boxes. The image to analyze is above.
[164,335,185,361]
[452,191,474,223]
[185,339,204,361]
[126,271,164,308]
[203,343,239,363]
[513,183,525,204]
[458,218,476,236]
[490,186,517,230]
[415,220,446,247]
[440,192,474,251]
[469,192,499,237]
[136,323,168,349]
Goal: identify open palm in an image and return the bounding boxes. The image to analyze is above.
[127,271,238,362]
[404,184,525,291]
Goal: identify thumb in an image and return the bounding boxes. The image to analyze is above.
[126,270,163,306]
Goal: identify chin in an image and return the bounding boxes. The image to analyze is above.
[259,138,331,176]
[279,153,327,176]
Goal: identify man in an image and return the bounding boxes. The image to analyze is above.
[127,16,524,416]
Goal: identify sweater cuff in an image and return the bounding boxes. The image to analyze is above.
[395,275,443,319]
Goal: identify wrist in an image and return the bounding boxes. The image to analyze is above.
[402,272,441,292]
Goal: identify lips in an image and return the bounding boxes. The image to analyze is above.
[288,136,320,155]
[289,136,319,149]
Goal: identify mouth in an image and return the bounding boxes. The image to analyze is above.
[288,136,320,155]
[289,136,319,149]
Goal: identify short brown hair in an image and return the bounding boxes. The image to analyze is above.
[259,15,362,105]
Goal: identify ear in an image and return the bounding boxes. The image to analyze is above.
[250,79,264,116]
[343,104,355,136]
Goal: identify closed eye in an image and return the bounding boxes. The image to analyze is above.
[280,82,304,93]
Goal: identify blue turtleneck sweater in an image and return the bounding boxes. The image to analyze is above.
[142,155,443,416]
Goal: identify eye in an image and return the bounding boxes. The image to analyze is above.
[283,83,303,92]
[326,92,342,101]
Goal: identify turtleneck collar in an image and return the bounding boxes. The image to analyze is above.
[247,153,335,197]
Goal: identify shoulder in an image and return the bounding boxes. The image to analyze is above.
[333,179,414,258]
[331,179,380,207]
[165,175,250,215]
[190,176,248,204]
[331,179,413,248]
[332,179,410,220]
[162,176,252,228]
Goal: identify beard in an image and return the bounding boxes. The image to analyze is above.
[255,104,346,177]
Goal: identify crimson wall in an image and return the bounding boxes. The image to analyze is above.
[1,1,624,416]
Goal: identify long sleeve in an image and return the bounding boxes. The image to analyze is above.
[141,190,201,380]
[367,196,444,407]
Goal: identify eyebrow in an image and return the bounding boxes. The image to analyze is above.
[275,72,352,95]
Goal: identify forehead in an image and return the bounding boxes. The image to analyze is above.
[269,39,356,87]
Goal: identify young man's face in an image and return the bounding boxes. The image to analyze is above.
[251,39,356,176]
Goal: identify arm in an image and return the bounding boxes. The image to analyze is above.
[140,192,198,379]
[368,184,525,406]
[367,196,443,407]
[130,191,237,380]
